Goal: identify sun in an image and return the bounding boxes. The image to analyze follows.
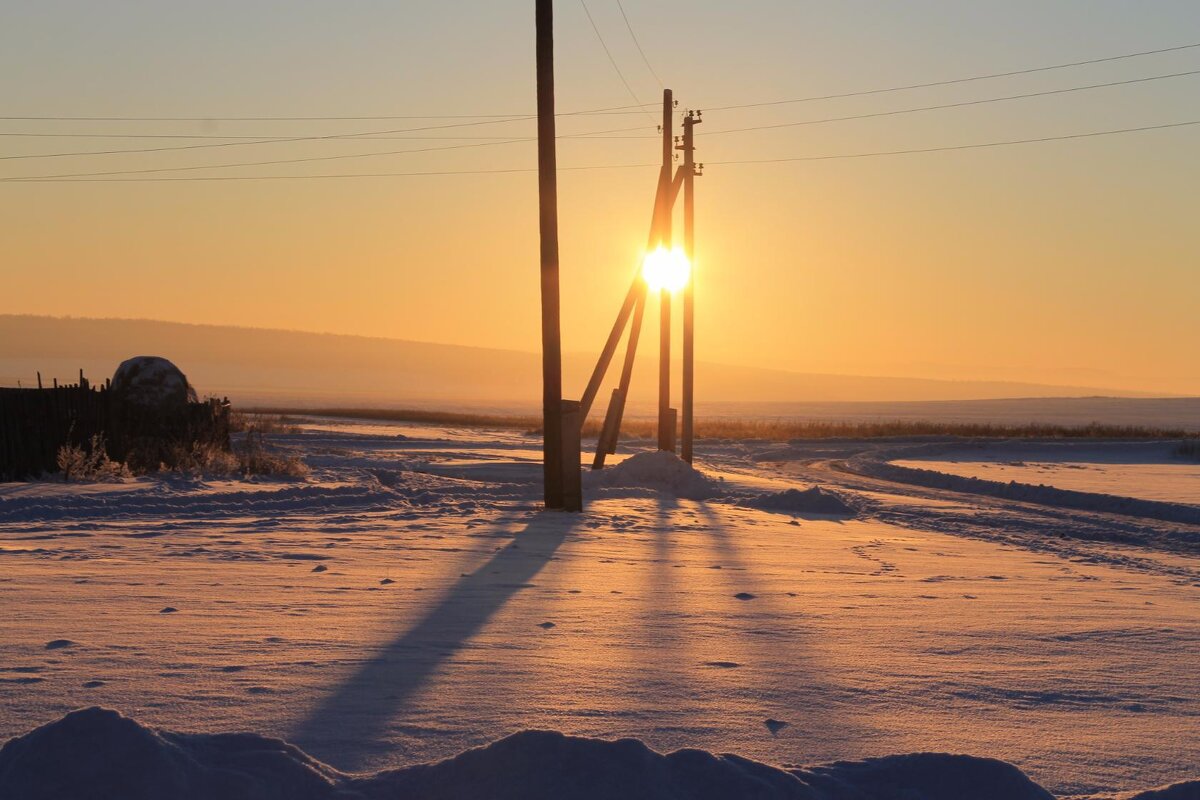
[641,245,691,293]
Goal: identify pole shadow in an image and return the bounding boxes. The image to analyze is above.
[290,510,579,771]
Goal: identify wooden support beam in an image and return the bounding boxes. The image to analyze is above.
[560,400,583,511]
[593,283,646,468]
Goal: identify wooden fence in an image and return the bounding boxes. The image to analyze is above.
[0,376,230,481]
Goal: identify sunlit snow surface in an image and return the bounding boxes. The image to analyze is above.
[1,419,1197,797]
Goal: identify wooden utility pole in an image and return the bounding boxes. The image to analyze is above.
[536,0,565,509]
[680,110,701,463]
[657,88,674,452]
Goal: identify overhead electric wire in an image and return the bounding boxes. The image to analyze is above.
[615,0,664,89]
[0,138,540,181]
[704,41,1200,111]
[4,41,1194,127]
[8,118,1196,183]
[0,129,657,141]
[579,0,654,121]
[0,102,655,122]
[707,119,1200,166]
[0,122,654,161]
[8,67,1191,162]
[700,69,1200,136]
[4,162,660,183]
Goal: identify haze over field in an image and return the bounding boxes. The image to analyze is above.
[0,315,1180,411]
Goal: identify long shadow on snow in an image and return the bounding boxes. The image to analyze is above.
[290,510,580,771]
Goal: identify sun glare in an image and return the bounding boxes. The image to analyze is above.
[642,245,691,293]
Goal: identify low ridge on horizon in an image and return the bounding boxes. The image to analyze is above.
[0,314,1176,404]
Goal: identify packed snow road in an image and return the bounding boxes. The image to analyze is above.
[0,418,1196,797]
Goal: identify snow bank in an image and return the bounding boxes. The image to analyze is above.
[854,457,1200,526]
[743,486,856,516]
[3,708,1193,800]
[587,451,721,500]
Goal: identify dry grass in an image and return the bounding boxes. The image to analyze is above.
[1176,440,1200,461]
[229,410,303,435]
[236,429,309,478]
[161,433,308,478]
[247,406,1197,442]
[56,435,132,482]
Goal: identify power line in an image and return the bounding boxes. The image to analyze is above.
[579,0,653,120]
[0,122,653,161]
[615,0,663,89]
[7,65,1193,153]
[704,41,1200,112]
[708,119,1200,165]
[701,69,1200,137]
[7,119,1195,183]
[4,41,1195,126]
[0,130,657,141]
[0,137,540,181]
[0,102,654,122]
[4,162,659,183]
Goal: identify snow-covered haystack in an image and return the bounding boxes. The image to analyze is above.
[2,707,1195,799]
[587,450,720,500]
[110,356,197,410]
[744,486,856,516]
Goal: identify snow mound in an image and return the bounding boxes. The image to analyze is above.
[8,708,1194,799]
[587,451,720,500]
[0,707,339,800]
[744,486,856,516]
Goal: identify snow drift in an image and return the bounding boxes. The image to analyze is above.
[586,451,721,500]
[1,708,1195,800]
[742,486,856,516]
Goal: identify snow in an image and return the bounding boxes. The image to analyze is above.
[890,441,1200,507]
[3,708,1197,799]
[740,486,856,516]
[585,450,722,500]
[0,418,1197,798]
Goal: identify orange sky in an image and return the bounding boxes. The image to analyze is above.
[1,2,1197,395]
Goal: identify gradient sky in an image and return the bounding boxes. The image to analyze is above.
[1,1,1197,394]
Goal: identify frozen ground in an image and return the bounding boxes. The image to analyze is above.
[1,419,1197,798]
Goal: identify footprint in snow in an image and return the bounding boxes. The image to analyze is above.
[45,640,75,650]
[765,719,788,735]
[734,592,756,601]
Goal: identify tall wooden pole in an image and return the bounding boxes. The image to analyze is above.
[681,111,700,463]
[536,0,564,508]
[657,88,674,452]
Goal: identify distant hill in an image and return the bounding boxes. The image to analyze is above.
[0,315,1157,412]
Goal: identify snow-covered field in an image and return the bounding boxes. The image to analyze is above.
[1,419,1198,798]
[892,441,1200,507]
